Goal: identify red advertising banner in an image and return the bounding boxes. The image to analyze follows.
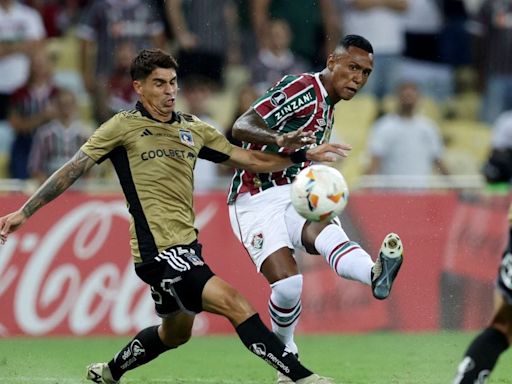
[0,191,508,336]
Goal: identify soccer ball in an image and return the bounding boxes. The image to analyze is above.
[291,164,349,221]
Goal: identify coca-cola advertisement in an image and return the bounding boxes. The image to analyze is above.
[0,191,509,337]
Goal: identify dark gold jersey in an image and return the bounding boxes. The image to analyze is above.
[81,102,234,263]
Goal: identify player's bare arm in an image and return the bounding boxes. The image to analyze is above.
[232,109,316,149]
[0,150,95,244]
[224,143,351,173]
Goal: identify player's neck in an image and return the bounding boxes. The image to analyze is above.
[137,101,175,123]
[141,102,173,122]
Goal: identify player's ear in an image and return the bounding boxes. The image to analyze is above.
[133,80,143,95]
[326,54,337,71]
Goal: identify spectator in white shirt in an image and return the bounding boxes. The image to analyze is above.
[366,81,450,177]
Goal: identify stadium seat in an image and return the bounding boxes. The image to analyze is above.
[441,120,492,174]
[0,153,8,179]
[333,94,378,148]
[332,95,378,184]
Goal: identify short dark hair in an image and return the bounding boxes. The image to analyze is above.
[339,35,374,54]
[130,49,179,81]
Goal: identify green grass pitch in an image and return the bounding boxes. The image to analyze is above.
[0,332,510,383]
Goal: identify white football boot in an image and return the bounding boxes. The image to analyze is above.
[86,362,119,384]
[277,371,294,383]
[296,373,335,383]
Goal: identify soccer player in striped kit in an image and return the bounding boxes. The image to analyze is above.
[228,35,404,383]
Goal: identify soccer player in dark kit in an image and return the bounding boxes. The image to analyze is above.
[0,49,350,384]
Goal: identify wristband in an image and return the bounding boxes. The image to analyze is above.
[290,148,308,163]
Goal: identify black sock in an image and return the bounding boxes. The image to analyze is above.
[454,327,509,384]
[108,325,173,380]
[236,314,313,381]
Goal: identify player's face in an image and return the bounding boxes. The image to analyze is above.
[326,46,373,103]
[133,67,178,121]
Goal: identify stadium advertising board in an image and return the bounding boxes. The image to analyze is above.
[0,192,508,336]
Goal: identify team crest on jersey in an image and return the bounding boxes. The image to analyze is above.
[270,91,288,106]
[251,232,264,249]
[179,129,194,146]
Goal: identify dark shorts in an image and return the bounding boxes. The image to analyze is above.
[135,242,215,316]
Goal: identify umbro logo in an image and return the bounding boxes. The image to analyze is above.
[87,369,102,383]
[140,129,153,137]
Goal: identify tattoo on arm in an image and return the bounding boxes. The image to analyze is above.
[22,151,94,218]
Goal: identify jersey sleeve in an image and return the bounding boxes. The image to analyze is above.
[80,114,124,163]
[198,123,234,163]
[251,74,313,129]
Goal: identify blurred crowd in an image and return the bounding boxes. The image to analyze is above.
[0,0,511,189]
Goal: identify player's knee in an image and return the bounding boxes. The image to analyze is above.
[271,274,303,304]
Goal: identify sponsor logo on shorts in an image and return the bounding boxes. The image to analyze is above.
[251,233,264,250]
[185,253,204,266]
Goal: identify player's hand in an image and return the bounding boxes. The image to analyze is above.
[0,210,27,245]
[276,128,316,149]
[306,143,352,162]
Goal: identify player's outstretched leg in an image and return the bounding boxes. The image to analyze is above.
[453,327,509,384]
[86,324,175,384]
[371,233,403,300]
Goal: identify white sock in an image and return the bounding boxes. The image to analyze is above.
[268,274,303,355]
[314,224,373,285]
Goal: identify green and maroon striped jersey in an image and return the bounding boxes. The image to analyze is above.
[228,72,335,204]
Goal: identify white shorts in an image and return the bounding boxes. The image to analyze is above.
[229,184,307,271]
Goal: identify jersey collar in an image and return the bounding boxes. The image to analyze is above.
[135,101,181,124]
[314,72,334,106]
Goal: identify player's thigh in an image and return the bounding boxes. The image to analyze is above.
[201,275,255,326]
[229,186,296,271]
